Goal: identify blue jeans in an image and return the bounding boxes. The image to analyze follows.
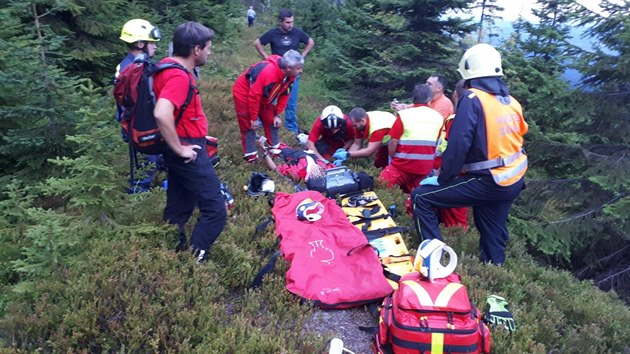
[284,75,300,133]
[411,175,525,265]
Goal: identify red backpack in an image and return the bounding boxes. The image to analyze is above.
[113,57,194,155]
[374,273,491,354]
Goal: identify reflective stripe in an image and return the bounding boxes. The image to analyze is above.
[392,336,479,353]
[461,150,523,172]
[431,333,444,354]
[401,280,462,307]
[401,280,433,306]
[435,283,463,307]
[492,155,528,185]
[393,152,435,160]
[398,140,437,146]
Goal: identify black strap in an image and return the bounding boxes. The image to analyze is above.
[359,325,379,334]
[175,75,195,127]
[251,250,281,289]
[382,266,402,283]
[252,216,275,238]
[363,226,411,241]
[128,142,136,185]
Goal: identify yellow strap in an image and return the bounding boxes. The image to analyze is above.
[431,333,444,354]
[401,280,433,306]
[434,283,463,307]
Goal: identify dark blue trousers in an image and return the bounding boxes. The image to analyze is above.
[163,138,227,252]
[411,175,525,265]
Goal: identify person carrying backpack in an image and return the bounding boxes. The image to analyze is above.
[153,22,227,264]
[115,19,162,193]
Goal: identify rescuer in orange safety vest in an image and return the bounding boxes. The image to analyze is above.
[410,43,528,265]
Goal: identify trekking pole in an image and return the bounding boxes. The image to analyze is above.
[128,142,136,187]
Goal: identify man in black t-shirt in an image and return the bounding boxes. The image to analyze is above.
[254,8,315,133]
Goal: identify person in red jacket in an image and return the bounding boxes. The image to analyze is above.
[232,49,304,163]
[305,105,357,162]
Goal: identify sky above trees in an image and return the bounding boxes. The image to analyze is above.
[466,0,621,22]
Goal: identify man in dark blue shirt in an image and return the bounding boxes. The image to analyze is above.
[254,8,315,133]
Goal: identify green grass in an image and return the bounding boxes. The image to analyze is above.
[1,20,629,354]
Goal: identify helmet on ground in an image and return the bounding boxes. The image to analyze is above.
[457,43,503,80]
[296,198,325,222]
[321,105,344,130]
[120,19,161,43]
[246,172,275,197]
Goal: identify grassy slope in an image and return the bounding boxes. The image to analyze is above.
[1,16,629,354]
[202,21,630,353]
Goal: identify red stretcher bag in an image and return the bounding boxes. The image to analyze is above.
[272,191,392,309]
[375,273,491,354]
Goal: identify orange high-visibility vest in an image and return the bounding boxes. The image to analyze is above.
[462,89,528,186]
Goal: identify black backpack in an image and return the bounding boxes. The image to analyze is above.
[113,57,195,155]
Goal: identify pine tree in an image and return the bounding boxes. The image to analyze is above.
[473,0,504,43]
[313,0,476,107]
[0,4,87,179]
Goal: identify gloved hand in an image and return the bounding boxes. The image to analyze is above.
[332,148,349,161]
[333,159,344,167]
[484,295,516,332]
[420,176,440,186]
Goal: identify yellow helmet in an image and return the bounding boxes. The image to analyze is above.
[457,43,503,80]
[120,19,161,43]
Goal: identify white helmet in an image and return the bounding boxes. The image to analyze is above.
[457,43,503,80]
[320,105,344,130]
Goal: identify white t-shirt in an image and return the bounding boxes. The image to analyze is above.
[247,9,256,18]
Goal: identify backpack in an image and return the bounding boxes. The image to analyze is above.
[374,273,491,354]
[113,57,195,155]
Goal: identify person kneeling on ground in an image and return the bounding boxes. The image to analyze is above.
[305,105,357,163]
[410,43,528,265]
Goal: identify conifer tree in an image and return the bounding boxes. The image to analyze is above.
[313,0,475,107]
[474,0,504,43]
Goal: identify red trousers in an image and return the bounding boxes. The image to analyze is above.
[379,164,425,194]
[234,96,279,155]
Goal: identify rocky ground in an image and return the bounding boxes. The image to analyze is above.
[304,306,377,354]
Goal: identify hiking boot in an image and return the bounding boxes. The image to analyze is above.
[192,248,208,264]
[175,240,189,253]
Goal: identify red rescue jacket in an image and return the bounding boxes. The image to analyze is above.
[232,55,295,120]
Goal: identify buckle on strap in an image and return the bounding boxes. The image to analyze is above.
[461,150,523,172]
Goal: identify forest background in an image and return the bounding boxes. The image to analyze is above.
[0,0,629,352]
